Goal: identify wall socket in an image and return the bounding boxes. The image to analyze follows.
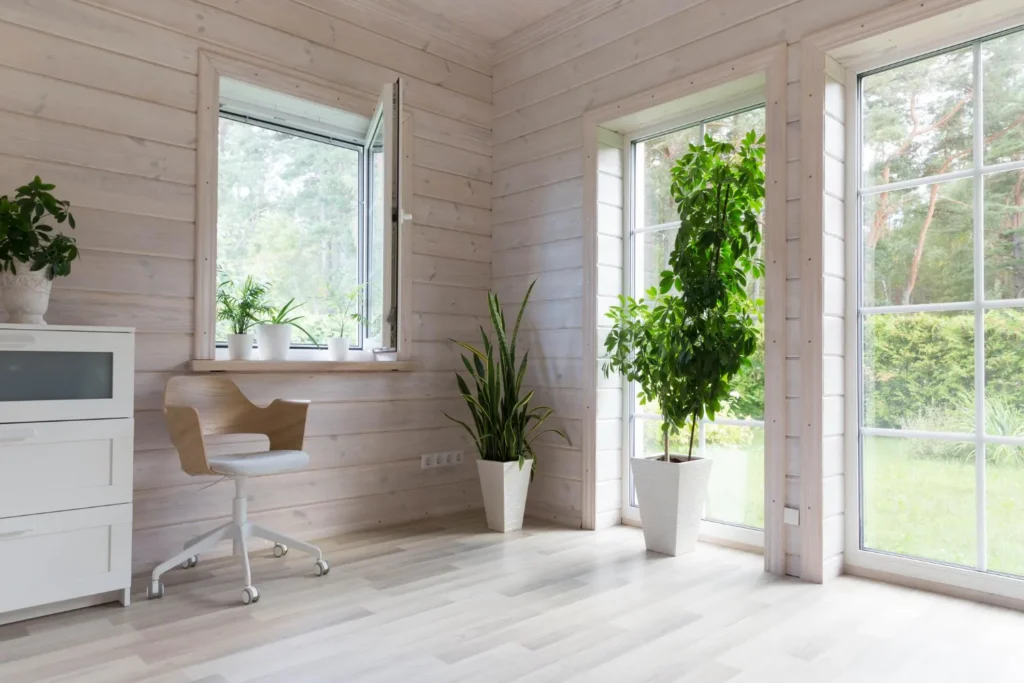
[421,451,464,469]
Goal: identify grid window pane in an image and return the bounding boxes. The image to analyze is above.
[984,309,1024,424]
[217,117,361,345]
[861,47,974,188]
[639,126,700,229]
[862,436,977,567]
[983,30,1024,165]
[986,445,1024,576]
[706,107,766,146]
[984,169,1024,299]
[704,424,764,529]
[861,178,974,307]
[862,311,975,431]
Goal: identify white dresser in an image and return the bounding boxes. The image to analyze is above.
[0,324,134,623]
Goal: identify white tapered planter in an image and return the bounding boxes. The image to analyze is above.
[477,459,532,533]
[226,333,255,360]
[255,324,291,361]
[631,455,713,556]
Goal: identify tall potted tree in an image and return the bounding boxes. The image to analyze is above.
[446,282,570,532]
[604,131,765,555]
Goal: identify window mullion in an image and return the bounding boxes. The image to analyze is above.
[972,38,987,573]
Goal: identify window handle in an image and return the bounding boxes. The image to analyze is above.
[401,212,413,222]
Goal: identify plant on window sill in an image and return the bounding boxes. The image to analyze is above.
[254,298,319,362]
[326,283,368,361]
[217,274,272,361]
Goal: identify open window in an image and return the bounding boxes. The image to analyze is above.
[193,53,407,366]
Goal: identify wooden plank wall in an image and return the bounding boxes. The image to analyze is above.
[0,0,493,573]
[491,0,906,573]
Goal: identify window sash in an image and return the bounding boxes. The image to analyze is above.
[214,111,370,351]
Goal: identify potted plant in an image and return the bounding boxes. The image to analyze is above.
[256,298,318,361]
[0,176,78,324]
[217,275,271,360]
[445,281,570,532]
[604,131,765,556]
[327,284,367,361]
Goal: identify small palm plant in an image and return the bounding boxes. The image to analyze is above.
[445,281,570,472]
[217,275,272,335]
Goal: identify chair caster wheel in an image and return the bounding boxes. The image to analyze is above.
[273,543,288,558]
[241,586,260,605]
[314,559,330,576]
[181,556,198,569]
[147,581,164,600]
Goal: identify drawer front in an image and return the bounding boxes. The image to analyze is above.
[0,504,132,614]
[0,419,133,518]
[0,329,134,423]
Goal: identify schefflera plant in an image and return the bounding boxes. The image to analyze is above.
[604,131,766,462]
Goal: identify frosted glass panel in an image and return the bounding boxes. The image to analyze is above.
[0,352,113,402]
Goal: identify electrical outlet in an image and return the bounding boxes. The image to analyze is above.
[421,451,465,470]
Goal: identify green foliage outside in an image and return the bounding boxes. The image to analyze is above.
[445,282,570,471]
[0,176,79,279]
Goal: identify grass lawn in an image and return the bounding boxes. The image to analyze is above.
[864,437,1024,576]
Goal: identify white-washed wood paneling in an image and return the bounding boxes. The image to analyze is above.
[492,0,907,574]
[0,0,492,572]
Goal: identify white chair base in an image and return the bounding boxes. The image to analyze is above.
[148,477,329,604]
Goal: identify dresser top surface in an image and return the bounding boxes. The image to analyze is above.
[0,324,135,334]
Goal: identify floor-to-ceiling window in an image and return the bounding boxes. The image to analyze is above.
[856,26,1024,580]
[623,102,767,539]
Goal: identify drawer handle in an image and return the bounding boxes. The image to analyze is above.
[0,428,36,443]
[0,527,34,538]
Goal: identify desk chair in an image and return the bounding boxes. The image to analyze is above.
[148,376,330,605]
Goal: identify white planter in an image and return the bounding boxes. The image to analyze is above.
[477,459,532,533]
[255,324,291,361]
[327,337,350,361]
[631,455,713,556]
[0,264,52,325]
[226,333,255,361]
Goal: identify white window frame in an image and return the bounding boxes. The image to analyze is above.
[621,91,768,551]
[193,51,412,366]
[845,23,1024,601]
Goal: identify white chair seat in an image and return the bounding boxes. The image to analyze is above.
[208,450,310,476]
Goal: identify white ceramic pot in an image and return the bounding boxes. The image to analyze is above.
[255,324,292,361]
[0,263,52,325]
[477,458,533,533]
[630,455,713,556]
[226,333,255,361]
[327,337,350,361]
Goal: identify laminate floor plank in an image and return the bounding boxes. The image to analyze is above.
[0,513,1021,682]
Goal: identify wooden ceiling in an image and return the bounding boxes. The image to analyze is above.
[395,0,580,43]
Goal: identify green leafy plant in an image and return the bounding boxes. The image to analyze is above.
[262,298,319,346]
[0,176,78,278]
[444,282,570,471]
[217,275,272,335]
[331,284,368,339]
[604,132,766,462]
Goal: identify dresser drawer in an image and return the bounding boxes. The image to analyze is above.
[0,419,133,518]
[0,504,131,614]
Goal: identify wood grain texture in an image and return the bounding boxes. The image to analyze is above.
[1,515,1021,682]
[0,0,492,571]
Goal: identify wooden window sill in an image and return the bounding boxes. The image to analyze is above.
[191,360,417,373]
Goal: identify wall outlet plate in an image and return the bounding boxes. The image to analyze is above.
[421,451,465,469]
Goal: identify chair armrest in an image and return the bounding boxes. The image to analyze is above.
[262,399,310,451]
[164,404,214,475]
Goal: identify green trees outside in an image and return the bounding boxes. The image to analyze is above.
[216,117,371,345]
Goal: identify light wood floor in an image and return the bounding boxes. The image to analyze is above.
[2,514,1022,683]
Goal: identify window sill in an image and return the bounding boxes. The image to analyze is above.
[191,359,416,373]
